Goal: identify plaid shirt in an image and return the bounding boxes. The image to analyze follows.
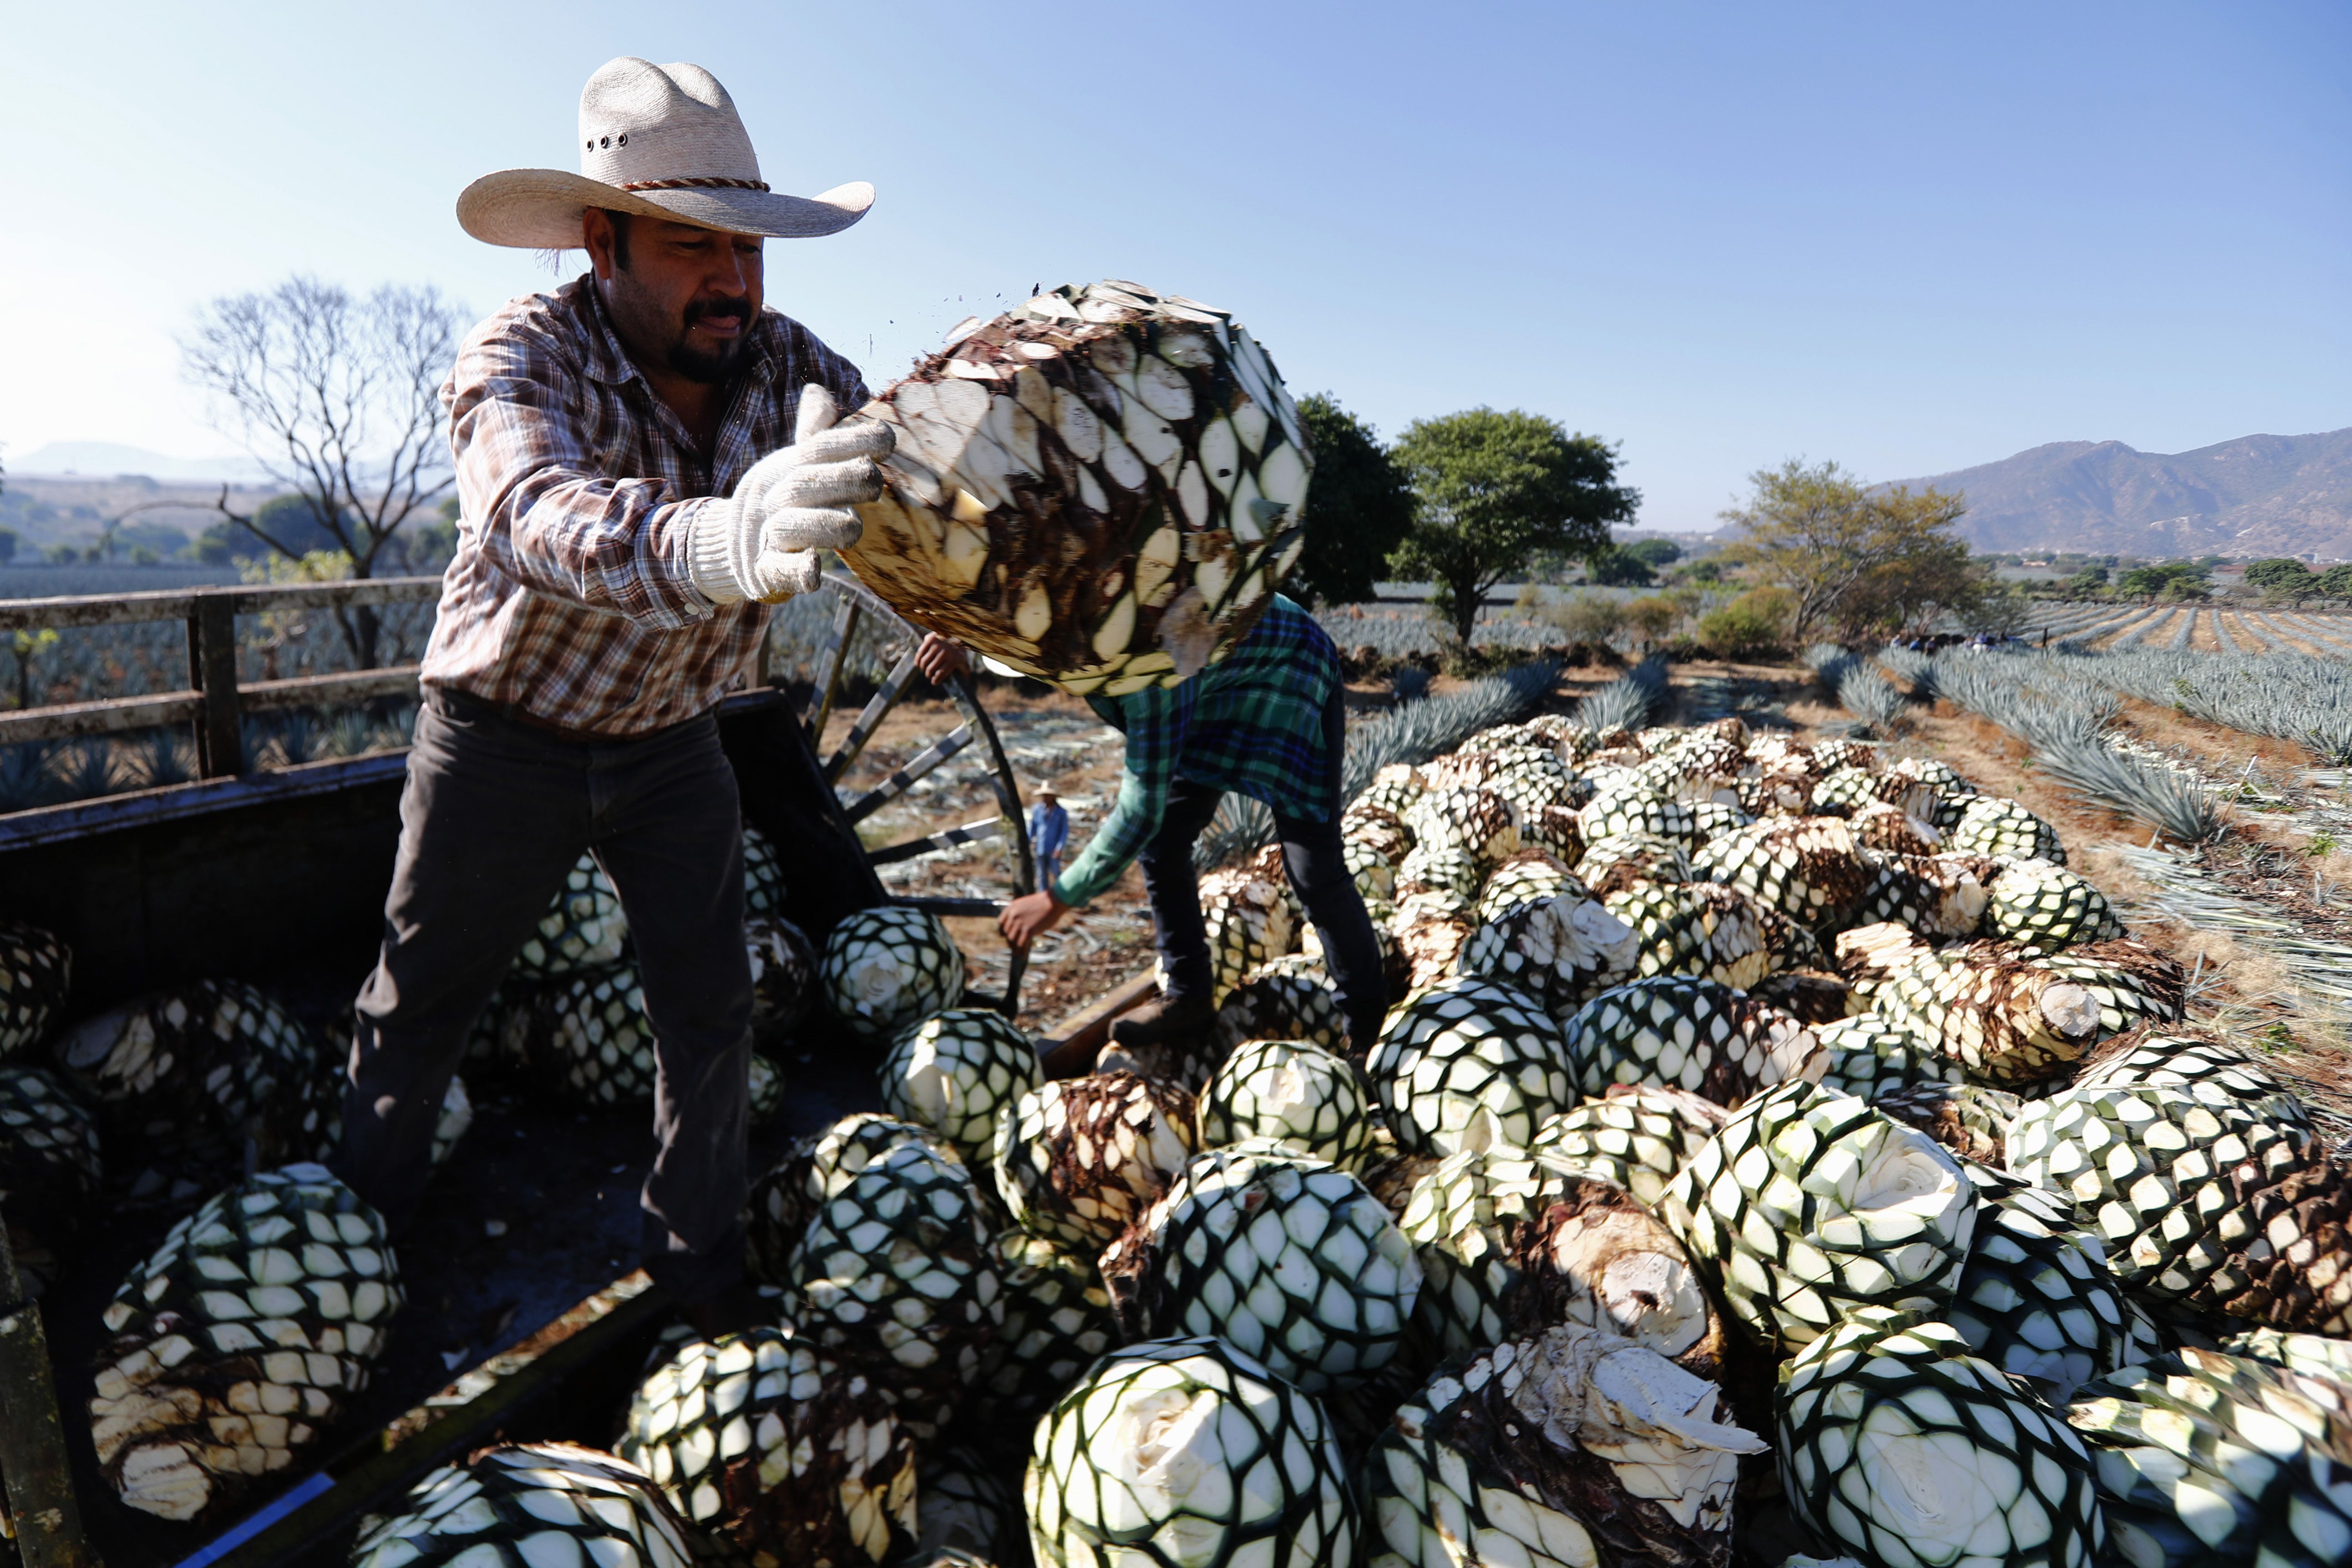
[1054,596,1341,906]
[420,274,869,734]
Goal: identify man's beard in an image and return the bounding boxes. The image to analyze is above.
[666,294,754,383]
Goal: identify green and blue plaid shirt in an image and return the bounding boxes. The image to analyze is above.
[1053,595,1340,907]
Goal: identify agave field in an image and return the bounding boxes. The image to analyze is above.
[22,674,2352,1568]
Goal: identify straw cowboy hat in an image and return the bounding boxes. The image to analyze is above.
[457,57,873,249]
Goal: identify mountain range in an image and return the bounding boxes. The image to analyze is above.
[8,441,269,483]
[1890,428,2352,560]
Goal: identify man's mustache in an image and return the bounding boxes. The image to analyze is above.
[683,295,752,328]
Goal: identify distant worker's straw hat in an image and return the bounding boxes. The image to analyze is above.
[457,57,872,249]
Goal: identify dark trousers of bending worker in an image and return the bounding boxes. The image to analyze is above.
[332,687,754,1305]
[1134,690,1389,1049]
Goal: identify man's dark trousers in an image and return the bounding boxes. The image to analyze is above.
[1134,690,1389,1049]
[333,687,753,1305]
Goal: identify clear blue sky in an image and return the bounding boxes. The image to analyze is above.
[4,0,2346,530]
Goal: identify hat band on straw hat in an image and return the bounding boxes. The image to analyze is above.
[620,177,771,193]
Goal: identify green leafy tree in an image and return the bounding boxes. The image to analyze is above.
[2065,565,2110,595]
[2244,558,2316,598]
[1286,394,1415,605]
[1388,408,1638,645]
[2117,561,2207,598]
[1626,538,1682,567]
[1716,460,1982,640]
[2318,564,2352,600]
[1587,547,1656,587]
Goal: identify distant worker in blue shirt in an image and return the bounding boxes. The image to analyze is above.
[1028,784,1070,889]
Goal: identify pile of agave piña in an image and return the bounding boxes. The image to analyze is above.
[344,712,2352,1568]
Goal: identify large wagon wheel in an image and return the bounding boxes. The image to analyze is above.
[797,570,1036,1014]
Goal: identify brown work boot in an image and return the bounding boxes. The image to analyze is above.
[1108,992,1216,1049]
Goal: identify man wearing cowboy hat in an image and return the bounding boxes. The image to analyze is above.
[332,57,888,1331]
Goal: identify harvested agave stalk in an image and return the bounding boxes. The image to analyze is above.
[844,281,1311,693]
[1367,1324,1766,1568]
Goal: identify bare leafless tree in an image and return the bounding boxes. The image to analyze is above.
[183,277,465,667]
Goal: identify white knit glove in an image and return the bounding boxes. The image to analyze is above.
[688,386,893,605]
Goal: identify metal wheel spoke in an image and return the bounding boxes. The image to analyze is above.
[822,645,921,784]
[843,723,972,823]
[803,596,860,740]
[867,815,1005,866]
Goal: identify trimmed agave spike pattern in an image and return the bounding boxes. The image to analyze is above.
[1660,1082,1978,1351]
[1101,1142,1420,1394]
[1342,801,1415,863]
[1473,847,1584,924]
[747,1113,962,1284]
[2007,1083,2352,1332]
[1520,801,1586,862]
[1690,815,1869,931]
[1873,1081,2022,1166]
[993,1071,1197,1253]
[1398,1146,1587,1357]
[745,915,818,1036]
[1213,969,1348,1056]
[1364,976,1574,1157]
[1355,763,1430,819]
[2068,1348,2352,1568]
[1811,1015,1967,1099]
[1779,1310,2103,1568]
[1986,858,2125,950]
[1604,880,1783,991]
[1528,1083,1731,1209]
[1808,737,1877,774]
[1683,798,1752,846]
[510,851,628,977]
[784,1137,1003,1399]
[1395,841,1485,900]
[1752,967,1854,1024]
[2220,1325,2352,1384]
[1025,1337,1357,1568]
[2075,1024,2310,1124]
[1390,894,1477,993]
[1576,786,1697,850]
[1950,1164,2140,1402]
[1559,977,1816,1107]
[536,963,659,1103]
[1573,830,1697,897]
[1869,945,2118,1086]
[1808,766,1881,817]
[91,1164,401,1521]
[1198,869,1296,995]
[878,1006,1044,1167]
[972,1229,1117,1423]
[618,1328,918,1568]
[1739,762,1817,817]
[1343,836,1399,901]
[819,907,966,1043]
[351,1444,695,1568]
[1833,920,1937,1003]
[0,1064,102,1295]
[2030,937,2187,1035]
[1460,890,1640,1019]
[742,821,788,918]
[1500,1175,1726,1378]
[1367,1324,1766,1568]
[1403,787,1522,868]
[1196,1038,1376,1170]
[844,282,1310,693]
[1951,794,2068,864]
[0,920,70,1059]
[1847,800,1941,857]
[1854,850,1997,937]
[53,979,326,1206]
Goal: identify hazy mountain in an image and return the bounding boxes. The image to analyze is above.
[9,441,269,483]
[1891,429,2352,560]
